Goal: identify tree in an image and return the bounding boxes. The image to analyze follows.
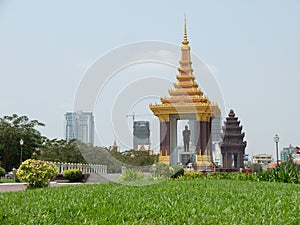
[111,149,158,167]
[0,114,45,171]
[251,163,263,173]
[39,139,86,163]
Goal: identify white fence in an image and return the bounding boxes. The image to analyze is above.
[50,162,107,174]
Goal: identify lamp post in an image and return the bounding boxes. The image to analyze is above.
[12,168,16,183]
[20,139,24,165]
[273,134,279,166]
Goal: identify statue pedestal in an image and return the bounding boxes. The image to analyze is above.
[158,154,170,165]
[197,155,212,168]
[180,152,193,166]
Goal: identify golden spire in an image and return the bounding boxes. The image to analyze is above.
[182,15,189,45]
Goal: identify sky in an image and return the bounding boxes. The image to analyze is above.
[1,0,299,159]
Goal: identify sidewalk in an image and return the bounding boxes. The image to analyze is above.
[0,183,27,192]
[0,182,84,193]
[0,173,121,193]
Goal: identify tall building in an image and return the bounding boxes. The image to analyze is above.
[211,115,222,166]
[211,115,222,142]
[281,145,297,161]
[133,121,150,150]
[65,111,94,146]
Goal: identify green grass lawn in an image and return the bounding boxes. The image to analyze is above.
[0,179,299,224]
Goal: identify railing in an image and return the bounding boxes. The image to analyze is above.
[49,162,107,174]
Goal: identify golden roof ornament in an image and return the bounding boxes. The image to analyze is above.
[182,15,189,45]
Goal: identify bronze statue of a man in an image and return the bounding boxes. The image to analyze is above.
[182,125,191,152]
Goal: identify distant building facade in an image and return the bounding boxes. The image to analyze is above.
[281,145,297,161]
[133,121,150,150]
[65,111,94,146]
[253,154,272,165]
[211,115,222,166]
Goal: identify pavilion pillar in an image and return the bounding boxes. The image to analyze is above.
[207,118,212,159]
[200,121,207,155]
[237,152,244,169]
[196,121,201,155]
[228,152,233,169]
[160,121,170,156]
[223,153,226,168]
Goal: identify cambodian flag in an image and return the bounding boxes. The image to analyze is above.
[296,146,300,154]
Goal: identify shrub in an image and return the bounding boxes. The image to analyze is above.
[16,159,58,189]
[170,165,184,178]
[0,167,5,177]
[63,169,83,182]
[180,171,206,180]
[258,162,299,184]
[119,169,144,181]
[251,163,263,173]
[151,163,174,178]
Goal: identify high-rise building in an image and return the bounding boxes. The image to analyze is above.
[133,121,150,150]
[281,145,297,161]
[211,115,222,166]
[65,111,94,146]
[211,115,222,142]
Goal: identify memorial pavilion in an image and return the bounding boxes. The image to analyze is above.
[149,19,220,166]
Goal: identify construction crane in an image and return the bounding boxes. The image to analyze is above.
[126,112,136,123]
[126,112,153,124]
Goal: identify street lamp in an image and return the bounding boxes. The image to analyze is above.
[20,139,24,165]
[12,168,16,183]
[273,134,279,166]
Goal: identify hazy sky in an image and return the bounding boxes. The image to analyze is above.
[1,0,299,158]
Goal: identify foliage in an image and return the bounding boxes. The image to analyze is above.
[258,161,300,184]
[170,165,184,178]
[62,169,83,182]
[150,162,174,178]
[179,171,259,182]
[0,180,299,224]
[0,114,45,171]
[119,169,144,182]
[250,163,263,173]
[179,171,207,180]
[111,149,158,167]
[39,139,86,164]
[180,162,300,184]
[16,159,58,189]
[78,144,123,173]
[0,167,5,177]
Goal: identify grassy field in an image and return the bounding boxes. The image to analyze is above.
[0,179,299,224]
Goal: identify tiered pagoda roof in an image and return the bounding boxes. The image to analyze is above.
[220,109,247,149]
[149,18,220,121]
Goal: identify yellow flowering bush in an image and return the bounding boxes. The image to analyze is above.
[16,159,58,189]
[63,169,82,182]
